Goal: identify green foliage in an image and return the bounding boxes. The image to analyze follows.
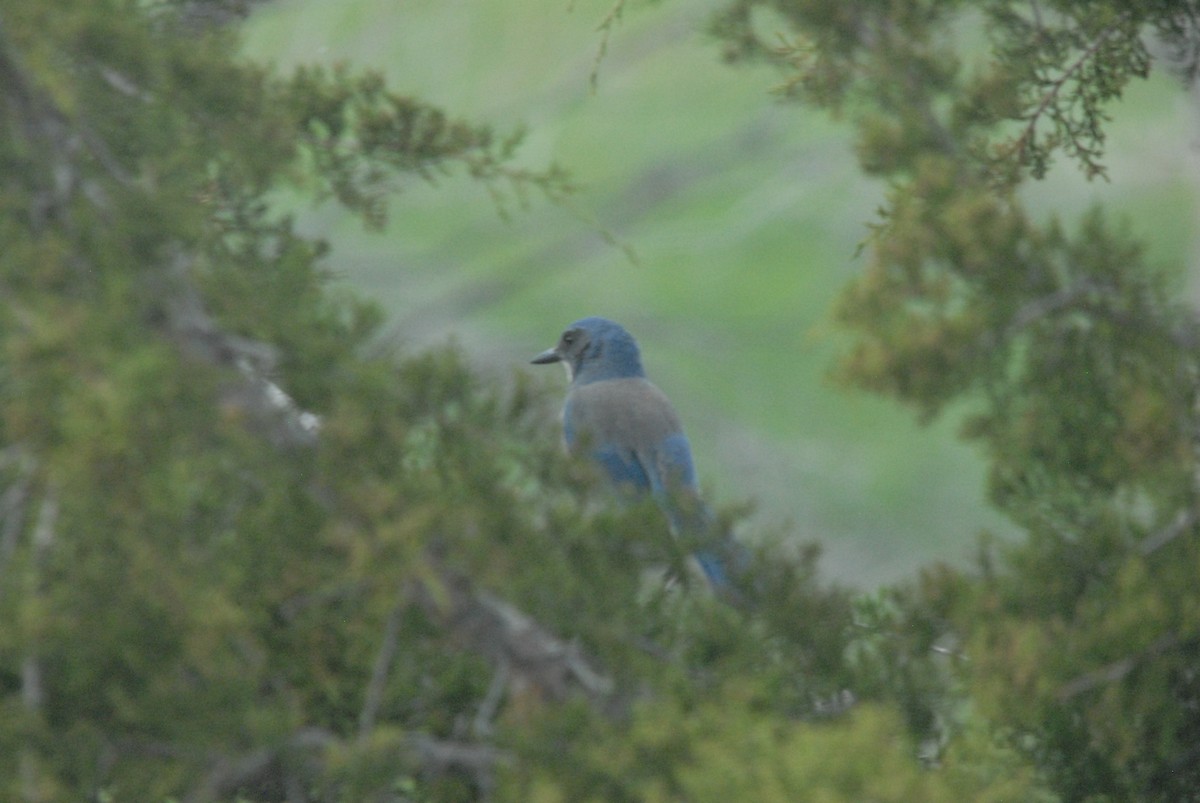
[1,1,976,800]
[280,64,572,228]
[3,0,1196,800]
[510,699,1046,802]
[714,0,1200,799]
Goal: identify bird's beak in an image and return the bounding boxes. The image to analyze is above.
[531,348,561,365]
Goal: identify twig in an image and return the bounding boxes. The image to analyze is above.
[408,733,512,787]
[19,485,58,803]
[181,727,509,802]
[358,591,407,739]
[472,660,510,739]
[1003,280,1095,341]
[185,727,333,803]
[1013,17,1124,168]
[589,0,628,92]
[1029,0,1044,33]
[1056,633,1185,700]
[0,450,36,588]
[96,63,152,102]
[1138,509,1199,556]
[0,14,132,187]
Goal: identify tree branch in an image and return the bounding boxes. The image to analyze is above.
[1138,509,1199,556]
[179,726,510,803]
[158,250,321,448]
[19,485,58,803]
[1012,15,1127,176]
[1002,280,1096,340]
[1056,633,1188,700]
[418,571,614,709]
[408,733,512,796]
[0,11,132,208]
[0,448,36,590]
[357,591,406,739]
[184,726,333,803]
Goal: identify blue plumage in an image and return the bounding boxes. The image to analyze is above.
[532,317,740,593]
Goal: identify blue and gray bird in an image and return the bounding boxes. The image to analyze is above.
[531,317,738,592]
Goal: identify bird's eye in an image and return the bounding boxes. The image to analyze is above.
[561,332,575,346]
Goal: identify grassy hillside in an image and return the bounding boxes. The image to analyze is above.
[242,0,1197,585]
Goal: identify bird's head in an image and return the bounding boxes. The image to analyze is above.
[531,317,646,384]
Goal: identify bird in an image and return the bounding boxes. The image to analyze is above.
[531,316,740,593]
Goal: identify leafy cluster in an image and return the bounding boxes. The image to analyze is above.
[0,1,1033,801]
[5,0,1198,799]
[714,0,1200,799]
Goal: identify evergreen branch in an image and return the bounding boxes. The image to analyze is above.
[589,0,628,92]
[0,29,131,190]
[881,14,960,160]
[0,11,129,227]
[418,570,615,708]
[997,274,1200,352]
[1055,633,1188,700]
[285,66,576,228]
[159,250,321,448]
[1011,15,1126,178]
[180,727,510,802]
[1001,280,1097,341]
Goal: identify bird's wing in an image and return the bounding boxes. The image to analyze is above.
[567,378,745,598]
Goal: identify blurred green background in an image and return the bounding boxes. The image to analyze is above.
[243,0,1198,586]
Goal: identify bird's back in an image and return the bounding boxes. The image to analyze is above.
[564,377,697,495]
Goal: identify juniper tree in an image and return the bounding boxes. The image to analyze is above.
[0,2,889,800]
[712,1,1200,798]
[8,0,1190,799]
